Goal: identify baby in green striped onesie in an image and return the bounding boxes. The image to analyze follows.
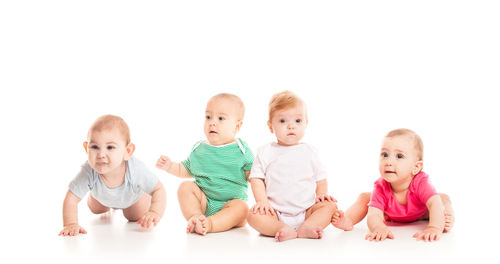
[156,93,254,235]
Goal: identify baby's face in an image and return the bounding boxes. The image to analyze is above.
[268,104,307,146]
[204,98,242,145]
[84,128,131,176]
[379,135,422,185]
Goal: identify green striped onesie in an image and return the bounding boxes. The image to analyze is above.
[181,138,254,216]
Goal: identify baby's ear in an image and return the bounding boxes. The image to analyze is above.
[267,120,273,133]
[235,120,243,132]
[83,141,89,153]
[412,160,423,175]
[125,143,136,160]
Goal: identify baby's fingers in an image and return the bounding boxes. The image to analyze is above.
[365,233,376,241]
[267,207,276,216]
[250,205,258,214]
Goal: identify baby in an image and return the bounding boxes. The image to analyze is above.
[156,93,253,235]
[59,115,166,236]
[332,128,454,242]
[247,91,337,242]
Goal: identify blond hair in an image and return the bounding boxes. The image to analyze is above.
[386,128,423,161]
[88,115,131,144]
[268,90,307,122]
[210,93,245,120]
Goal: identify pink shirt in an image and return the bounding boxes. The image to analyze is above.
[368,171,437,222]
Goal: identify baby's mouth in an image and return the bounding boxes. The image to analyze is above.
[209,131,218,134]
[287,133,296,136]
[385,171,396,174]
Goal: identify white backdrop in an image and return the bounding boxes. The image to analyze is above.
[1,1,499,262]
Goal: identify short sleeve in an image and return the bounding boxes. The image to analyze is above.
[181,157,192,176]
[242,142,254,171]
[310,148,327,182]
[414,173,438,204]
[68,162,93,199]
[249,149,265,179]
[129,158,159,194]
[368,179,387,211]
[181,141,200,176]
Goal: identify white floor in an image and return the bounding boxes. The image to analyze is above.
[9,187,493,264]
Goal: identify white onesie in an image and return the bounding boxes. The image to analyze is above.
[249,142,328,229]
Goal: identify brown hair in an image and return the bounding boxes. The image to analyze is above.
[88,115,131,144]
[268,90,307,122]
[386,128,423,161]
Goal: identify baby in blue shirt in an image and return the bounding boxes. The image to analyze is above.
[59,115,166,236]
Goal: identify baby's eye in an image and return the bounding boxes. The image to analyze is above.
[381,152,388,158]
[218,116,225,121]
[107,146,115,150]
[296,119,302,123]
[396,153,405,159]
[280,119,285,123]
[206,115,211,120]
[90,145,99,150]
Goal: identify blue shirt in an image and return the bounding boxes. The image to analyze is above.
[69,156,158,209]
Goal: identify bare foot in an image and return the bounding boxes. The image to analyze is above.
[297,224,322,239]
[274,226,297,242]
[186,215,211,235]
[444,211,454,232]
[331,210,353,231]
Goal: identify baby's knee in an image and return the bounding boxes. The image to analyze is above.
[229,199,249,212]
[177,181,197,197]
[323,200,338,212]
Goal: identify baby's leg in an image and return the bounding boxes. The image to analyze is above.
[332,192,370,231]
[122,193,152,221]
[206,199,248,233]
[247,211,297,242]
[297,200,337,239]
[87,193,110,214]
[177,181,209,235]
[440,193,454,232]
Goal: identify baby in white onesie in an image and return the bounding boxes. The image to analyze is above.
[247,91,338,242]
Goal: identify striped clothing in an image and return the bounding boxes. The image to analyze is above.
[182,138,254,216]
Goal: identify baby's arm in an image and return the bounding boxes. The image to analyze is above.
[137,181,167,228]
[250,178,275,216]
[156,155,191,178]
[315,179,336,203]
[59,190,87,236]
[413,195,445,241]
[365,207,394,242]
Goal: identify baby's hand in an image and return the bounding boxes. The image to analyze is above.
[251,201,275,216]
[315,194,337,203]
[156,155,172,172]
[137,211,161,228]
[365,227,394,242]
[413,226,442,242]
[58,224,87,236]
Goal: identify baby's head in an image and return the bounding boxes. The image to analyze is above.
[268,90,308,146]
[84,115,135,175]
[204,93,245,145]
[379,128,424,184]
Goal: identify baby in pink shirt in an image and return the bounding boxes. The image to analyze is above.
[332,129,454,242]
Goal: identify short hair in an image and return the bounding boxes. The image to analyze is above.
[386,128,423,161]
[88,115,131,144]
[209,93,245,120]
[268,90,307,122]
